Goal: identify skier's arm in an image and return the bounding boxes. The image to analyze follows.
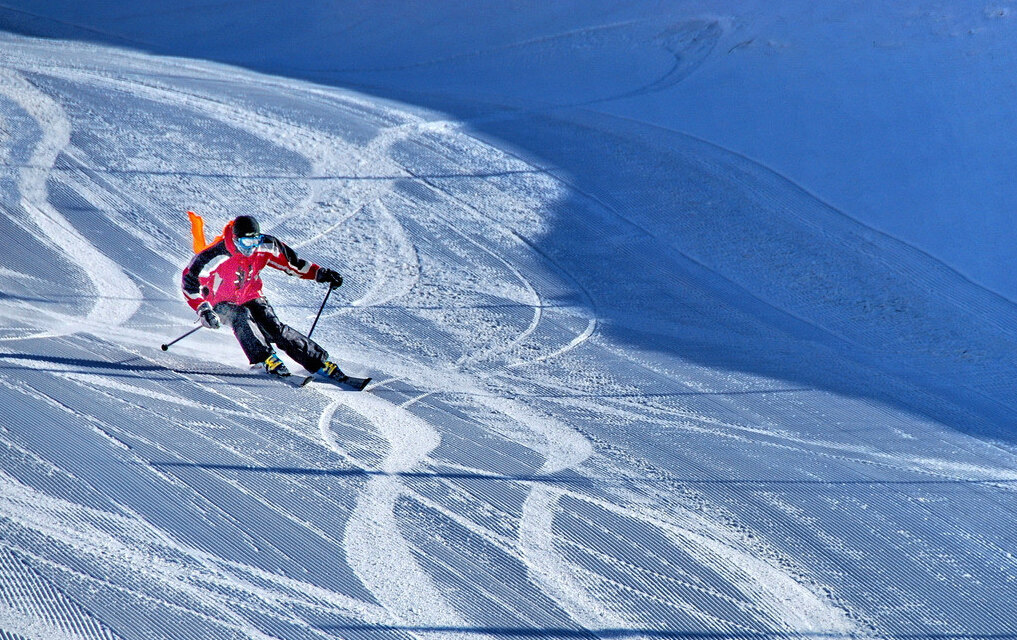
[263,236,316,277]
[181,243,228,310]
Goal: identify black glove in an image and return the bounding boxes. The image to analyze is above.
[196,301,221,329]
[315,267,343,289]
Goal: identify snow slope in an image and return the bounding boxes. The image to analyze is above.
[1,3,1017,639]
[2,1,1015,299]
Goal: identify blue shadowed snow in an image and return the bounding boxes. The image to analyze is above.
[1,2,1016,639]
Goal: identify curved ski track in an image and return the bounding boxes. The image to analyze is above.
[4,28,1017,640]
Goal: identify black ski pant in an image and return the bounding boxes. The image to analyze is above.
[214,297,328,373]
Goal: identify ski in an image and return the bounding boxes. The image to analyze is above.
[266,372,314,387]
[255,364,314,387]
[301,374,372,391]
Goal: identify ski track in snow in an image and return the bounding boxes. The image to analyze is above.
[0,68,142,340]
[325,109,855,634]
[10,31,1007,639]
[0,469,394,638]
[326,391,476,637]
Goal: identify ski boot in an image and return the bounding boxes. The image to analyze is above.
[263,353,291,377]
[319,360,348,383]
[319,360,371,390]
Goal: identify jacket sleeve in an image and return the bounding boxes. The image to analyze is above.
[181,243,228,310]
[264,236,320,280]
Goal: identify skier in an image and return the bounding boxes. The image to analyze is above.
[181,214,364,387]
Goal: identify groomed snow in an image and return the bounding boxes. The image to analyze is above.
[1,3,1016,639]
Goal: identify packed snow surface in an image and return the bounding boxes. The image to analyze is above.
[1,2,1016,639]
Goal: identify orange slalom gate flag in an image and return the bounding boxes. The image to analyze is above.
[187,211,228,253]
[187,211,208,253]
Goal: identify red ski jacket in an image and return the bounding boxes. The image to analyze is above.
[181,222,321,311]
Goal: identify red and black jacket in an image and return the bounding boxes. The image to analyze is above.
[182,222,321,311]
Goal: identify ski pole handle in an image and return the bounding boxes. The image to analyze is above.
[161,326,202,351]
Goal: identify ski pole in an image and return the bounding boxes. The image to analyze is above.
[307,285,334,340]
[161,326,202,351]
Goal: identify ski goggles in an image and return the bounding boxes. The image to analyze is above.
[235,234,263,254]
